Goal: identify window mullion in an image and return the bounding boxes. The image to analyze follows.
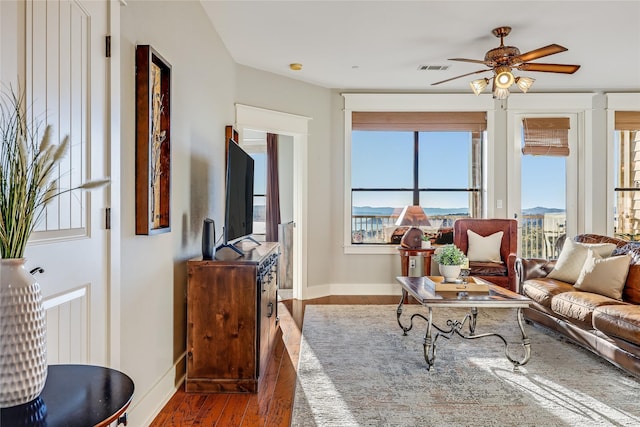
[413,131,419,205]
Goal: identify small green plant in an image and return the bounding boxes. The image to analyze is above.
[433,244,466,266]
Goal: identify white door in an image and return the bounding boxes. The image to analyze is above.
[508,113,578,258]
[22,0,110,366]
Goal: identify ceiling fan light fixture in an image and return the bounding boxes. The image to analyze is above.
[493,87,510,100]
[470,78,489,96]
[515,76,535,93]
[495,66,515,89]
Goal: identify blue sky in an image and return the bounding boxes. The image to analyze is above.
[352,130,565,210]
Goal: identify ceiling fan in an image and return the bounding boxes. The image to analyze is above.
[432,26,581,98]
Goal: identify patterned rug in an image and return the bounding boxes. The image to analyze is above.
[292,305,640,427]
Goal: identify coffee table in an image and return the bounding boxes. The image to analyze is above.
[395,276,532,370]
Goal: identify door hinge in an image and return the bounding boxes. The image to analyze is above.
[106,208,111,230]
[105,35,111,58]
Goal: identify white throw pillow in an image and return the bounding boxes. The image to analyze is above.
[466,230,503,263]
[547,239,617,284]
[574,249,630,300]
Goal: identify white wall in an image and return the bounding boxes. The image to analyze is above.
[119,1,235,423]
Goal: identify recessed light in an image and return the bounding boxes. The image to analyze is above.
[289,63,303,71]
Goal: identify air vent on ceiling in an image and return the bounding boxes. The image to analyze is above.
[418,65,450,71]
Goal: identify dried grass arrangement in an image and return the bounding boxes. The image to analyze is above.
[0,89,108,258]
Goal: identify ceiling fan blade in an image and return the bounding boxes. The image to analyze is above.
[431,69,491,86]
[449,58,488,65]
[516,44,568,63]
[517,63,581,74]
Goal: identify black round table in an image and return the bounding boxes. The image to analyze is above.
[1,364,134,427]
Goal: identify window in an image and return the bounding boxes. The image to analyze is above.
[519,117,570,259]
[241,141,267,239]
[349,112,485,245]
[613,111,640,241]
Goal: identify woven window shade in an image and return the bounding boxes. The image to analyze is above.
[522,117,570,157]
[615,111,640,131]
[352,112,487,132]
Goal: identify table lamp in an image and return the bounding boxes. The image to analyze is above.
[395,205,430,249]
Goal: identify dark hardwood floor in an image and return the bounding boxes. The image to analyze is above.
[150,295,403,426]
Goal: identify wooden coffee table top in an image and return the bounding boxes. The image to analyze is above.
[396,276,531,308]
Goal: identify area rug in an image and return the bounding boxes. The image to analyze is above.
[292,305,640,427]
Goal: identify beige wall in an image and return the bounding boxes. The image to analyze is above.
[235,65,334,288]
[120,0,235,423]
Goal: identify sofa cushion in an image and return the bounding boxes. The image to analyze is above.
[551,291,622,324]
[466,230,503,263]
[592,305,640,346]
[469,261,507,277]
[574,250,630,300]
[547,239,617,284]
[522,278,575,308]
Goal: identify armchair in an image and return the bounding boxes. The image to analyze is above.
[453,218,518,291]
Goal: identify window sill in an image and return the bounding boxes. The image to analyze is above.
[343,244,399,255]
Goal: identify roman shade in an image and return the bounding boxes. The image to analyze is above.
[522,117,570,157]
[351,112,487,132]
[615,111,640,131]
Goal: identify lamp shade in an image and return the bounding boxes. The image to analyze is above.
[493,87,510,100]
[515,76,535,93]
[494,66,515,89]
[395,205,430,227]
[470,78,489,96]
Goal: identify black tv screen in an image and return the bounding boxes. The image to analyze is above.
[224,140,255,244]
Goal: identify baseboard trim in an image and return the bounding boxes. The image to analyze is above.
[129,353,186,426]
[302,282,403,300]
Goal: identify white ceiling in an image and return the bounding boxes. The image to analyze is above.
[200,0,640,93]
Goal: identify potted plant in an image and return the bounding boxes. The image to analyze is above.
[433,244,466,281]
[0,89,108,406]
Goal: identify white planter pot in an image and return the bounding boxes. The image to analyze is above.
[0,258,48,407]
[439,264,462,281]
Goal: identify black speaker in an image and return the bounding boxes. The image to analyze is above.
[202,218,216,259]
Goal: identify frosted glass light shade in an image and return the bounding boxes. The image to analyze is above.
[493,87,510,100]
[516,76,535,93]
[470,78,489,95]
[495,67,515,89]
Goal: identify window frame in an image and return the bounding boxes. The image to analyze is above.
[342,94,495,254]
[607,93,640,238]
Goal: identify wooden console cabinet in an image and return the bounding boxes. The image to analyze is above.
[186,242,279,393]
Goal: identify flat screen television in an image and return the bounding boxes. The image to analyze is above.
[218,139,257,255]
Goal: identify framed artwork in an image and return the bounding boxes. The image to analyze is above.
[135,45,171,235]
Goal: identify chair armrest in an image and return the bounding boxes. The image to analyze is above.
[506,253,517,292]
[514,257,557,294]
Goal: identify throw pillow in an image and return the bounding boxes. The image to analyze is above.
[574,249,630,300]
[466,230,503,263]
[547,239,617,284]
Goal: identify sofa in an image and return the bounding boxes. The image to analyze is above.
[515,234,640,377]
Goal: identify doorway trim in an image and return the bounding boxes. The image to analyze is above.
[235,104,310,300]
[506,93,594,245]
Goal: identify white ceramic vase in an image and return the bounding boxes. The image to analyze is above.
[439,264,462,282]
[0,258,48,407]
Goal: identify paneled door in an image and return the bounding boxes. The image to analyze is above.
[21,0,110,366]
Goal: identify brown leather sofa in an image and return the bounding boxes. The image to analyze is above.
[515,234,640,377]
[454,218,518,291]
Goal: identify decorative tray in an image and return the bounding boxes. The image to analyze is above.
[427,276,489,292]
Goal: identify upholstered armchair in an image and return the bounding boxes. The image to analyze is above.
[453,218,518,291]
